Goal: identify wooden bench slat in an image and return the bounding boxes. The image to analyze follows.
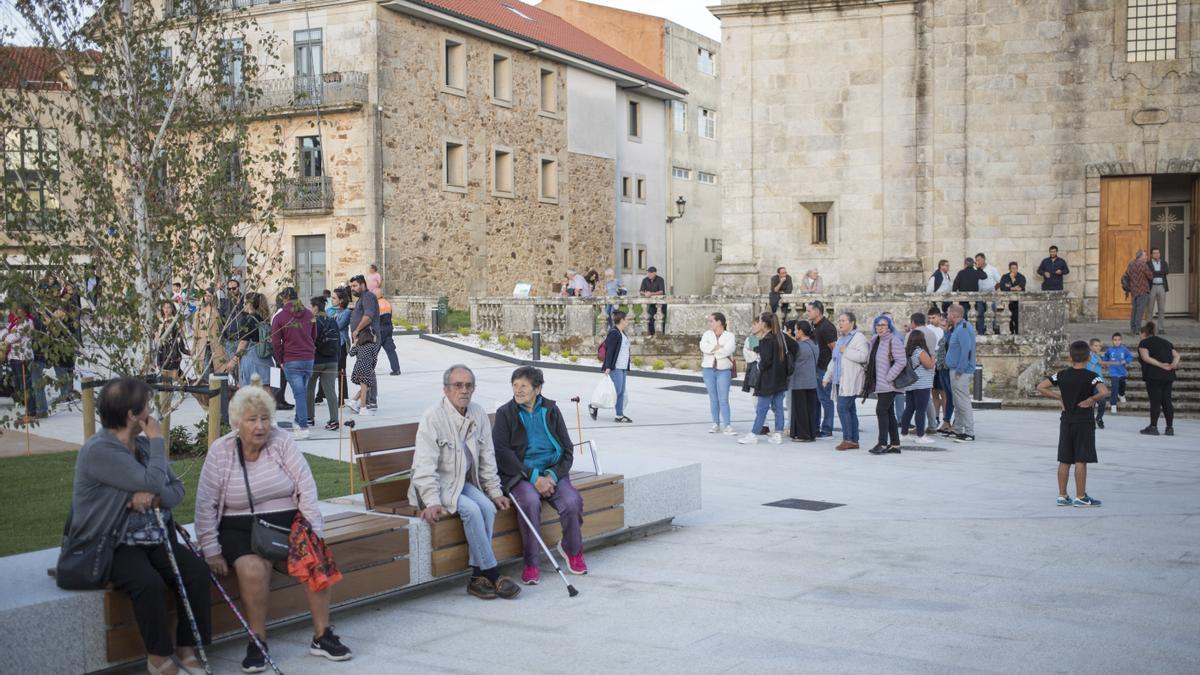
[428,475,624,549]
[363,478,410,511]
[106,558,412,662]
[352,424,419,456]
[359,450,415,482]
[431,506,625,577]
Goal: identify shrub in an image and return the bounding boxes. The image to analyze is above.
[515,337,532,350]
[479,331,492,342]
[540,345,550,357]
[457,327,470,336]
[568,355,578,363]
[168,425,197,458]
[632,356,644,367]
[498,335,511,347]
[676,361,690,371]
[416,323,427,332]
[559,349,572,359]
[652,359,666,370]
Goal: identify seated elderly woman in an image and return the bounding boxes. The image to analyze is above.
[65,377,209,675]
[194,378,351,672]
[493,366,588,585]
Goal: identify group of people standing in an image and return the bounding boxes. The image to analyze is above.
[2,276,83,425]
[1122,247,1173,335]
[172,264,399,439]
[698,300,981,452]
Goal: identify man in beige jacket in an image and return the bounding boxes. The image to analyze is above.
[410,364,520,600]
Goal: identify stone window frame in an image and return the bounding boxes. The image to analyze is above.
[1112,1,1194,80]
[620,173,633,202]
[620,244,634,272]
[491,145,515,198]
[441,35,467,97]
[697,171,717,185]
[699,107,716,141]
[538,66,560,119]
[672,100,687,132]
[637,246,648,271]
[672,166,691,180]
[442,138,467,194]
[635,175,647,204]
[697,47,716,77]
[490,50,513,107]
[799,200,835,250]
[538,154,559,204]
[627,98,642,142]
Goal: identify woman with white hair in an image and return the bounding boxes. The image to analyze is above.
[194,379,351,672]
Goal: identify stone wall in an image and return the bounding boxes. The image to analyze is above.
[376,12,614,306]
[712,0,1200,319]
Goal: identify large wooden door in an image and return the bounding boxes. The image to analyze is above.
[1099,177,1151,319]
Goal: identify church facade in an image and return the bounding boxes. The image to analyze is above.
[711,0,1200,319]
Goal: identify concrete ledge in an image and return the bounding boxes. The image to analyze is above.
[0,460,701,674]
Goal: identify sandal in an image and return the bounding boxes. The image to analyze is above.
[325,420,340,431]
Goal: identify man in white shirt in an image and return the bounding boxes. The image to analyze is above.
[974,253,1001,335]
[926,259,953,294]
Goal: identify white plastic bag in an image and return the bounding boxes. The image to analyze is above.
[590,375,617,409]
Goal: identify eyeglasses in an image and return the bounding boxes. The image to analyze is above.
[227,286,238,291]
[448,382,476,391]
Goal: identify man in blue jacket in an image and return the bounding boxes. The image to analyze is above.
[1036,245,1070,291]
[945,304,977,442]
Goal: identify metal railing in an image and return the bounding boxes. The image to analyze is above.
[193,72,368,116]
[277,176,333,213]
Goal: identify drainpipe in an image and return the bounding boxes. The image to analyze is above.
[373,15,386,287]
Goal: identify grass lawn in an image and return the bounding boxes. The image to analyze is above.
[0,450,356,558]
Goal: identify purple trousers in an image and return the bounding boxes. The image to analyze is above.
[510,475,584,565]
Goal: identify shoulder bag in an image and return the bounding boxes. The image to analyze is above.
[238,438,293,562]
[892,337,919,390]
[55,506,120,590]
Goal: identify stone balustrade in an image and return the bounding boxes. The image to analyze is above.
[388,295,440,326]
[467,291,1071,395]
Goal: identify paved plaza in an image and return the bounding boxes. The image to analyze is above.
[29,336,1200,673]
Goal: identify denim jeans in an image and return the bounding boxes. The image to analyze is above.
[52,366,73,402]
[702,367,732,426]
[610,369,627,417]
[815,368,834,434]
[456,482,498,570]
[282,360,313,429]
[752,390,786,434]
[901,388,931,437]
[938,369,954,423]
[836,395,859,442]
[31,361,47,415]
[1109,376,1126,405]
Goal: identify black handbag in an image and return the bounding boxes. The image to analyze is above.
[741,361,761,392]
[893,362,919,390]
[55,507,120,590]
[238,439,292,561]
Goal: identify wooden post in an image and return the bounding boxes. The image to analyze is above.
[159,384,172,456]
[81,376,96,440]
[207,375,221,448]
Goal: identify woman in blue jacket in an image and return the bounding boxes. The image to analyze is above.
[592,310,632,423]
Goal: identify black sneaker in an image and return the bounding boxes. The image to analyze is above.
[885,445,902,454]
[1165,427,1175,436]
[1096,419,1104,429]
[614,416,633,423]
[241,640,267,673]
[589,405,598,421]
[389,370,401,376]
[310,626,352,661]
[324,420,340,431]
[1139,426,1160,436]
[953,433,975,443]
[868,444,886,454]
[277,402,295,411]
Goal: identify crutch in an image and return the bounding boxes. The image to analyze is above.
[173,522,286,675]
[508,496,578,598]
[152,509,212,675]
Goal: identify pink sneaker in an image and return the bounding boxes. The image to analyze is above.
[521,564,540,585]
[556,541,588,575]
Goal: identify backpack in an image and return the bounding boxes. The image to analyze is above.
[1120,270,1131,296]
[596,340,607,363]
[315,315,340,358]
[254,319,273,360]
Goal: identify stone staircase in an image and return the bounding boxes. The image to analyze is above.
[1010,339,1200,418]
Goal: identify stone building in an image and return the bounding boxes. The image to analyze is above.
[538,0,724,295]
[158,0,682,306]
[711,0,1200,320]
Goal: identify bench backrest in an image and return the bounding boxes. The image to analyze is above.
[351,415,496,512]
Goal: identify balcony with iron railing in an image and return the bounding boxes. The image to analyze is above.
[195,72,369,118]
[277,176,333,215]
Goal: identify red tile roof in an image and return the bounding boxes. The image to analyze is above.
[401,0,684,94]
[0,46,68,90]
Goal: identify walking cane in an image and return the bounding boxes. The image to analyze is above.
[570,396,584,443]
[152,509,213,675]
[173,523,285,675]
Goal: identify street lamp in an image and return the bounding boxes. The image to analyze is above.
[665,196,687,223]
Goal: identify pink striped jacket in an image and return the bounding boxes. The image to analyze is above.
[194,428,324,558]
